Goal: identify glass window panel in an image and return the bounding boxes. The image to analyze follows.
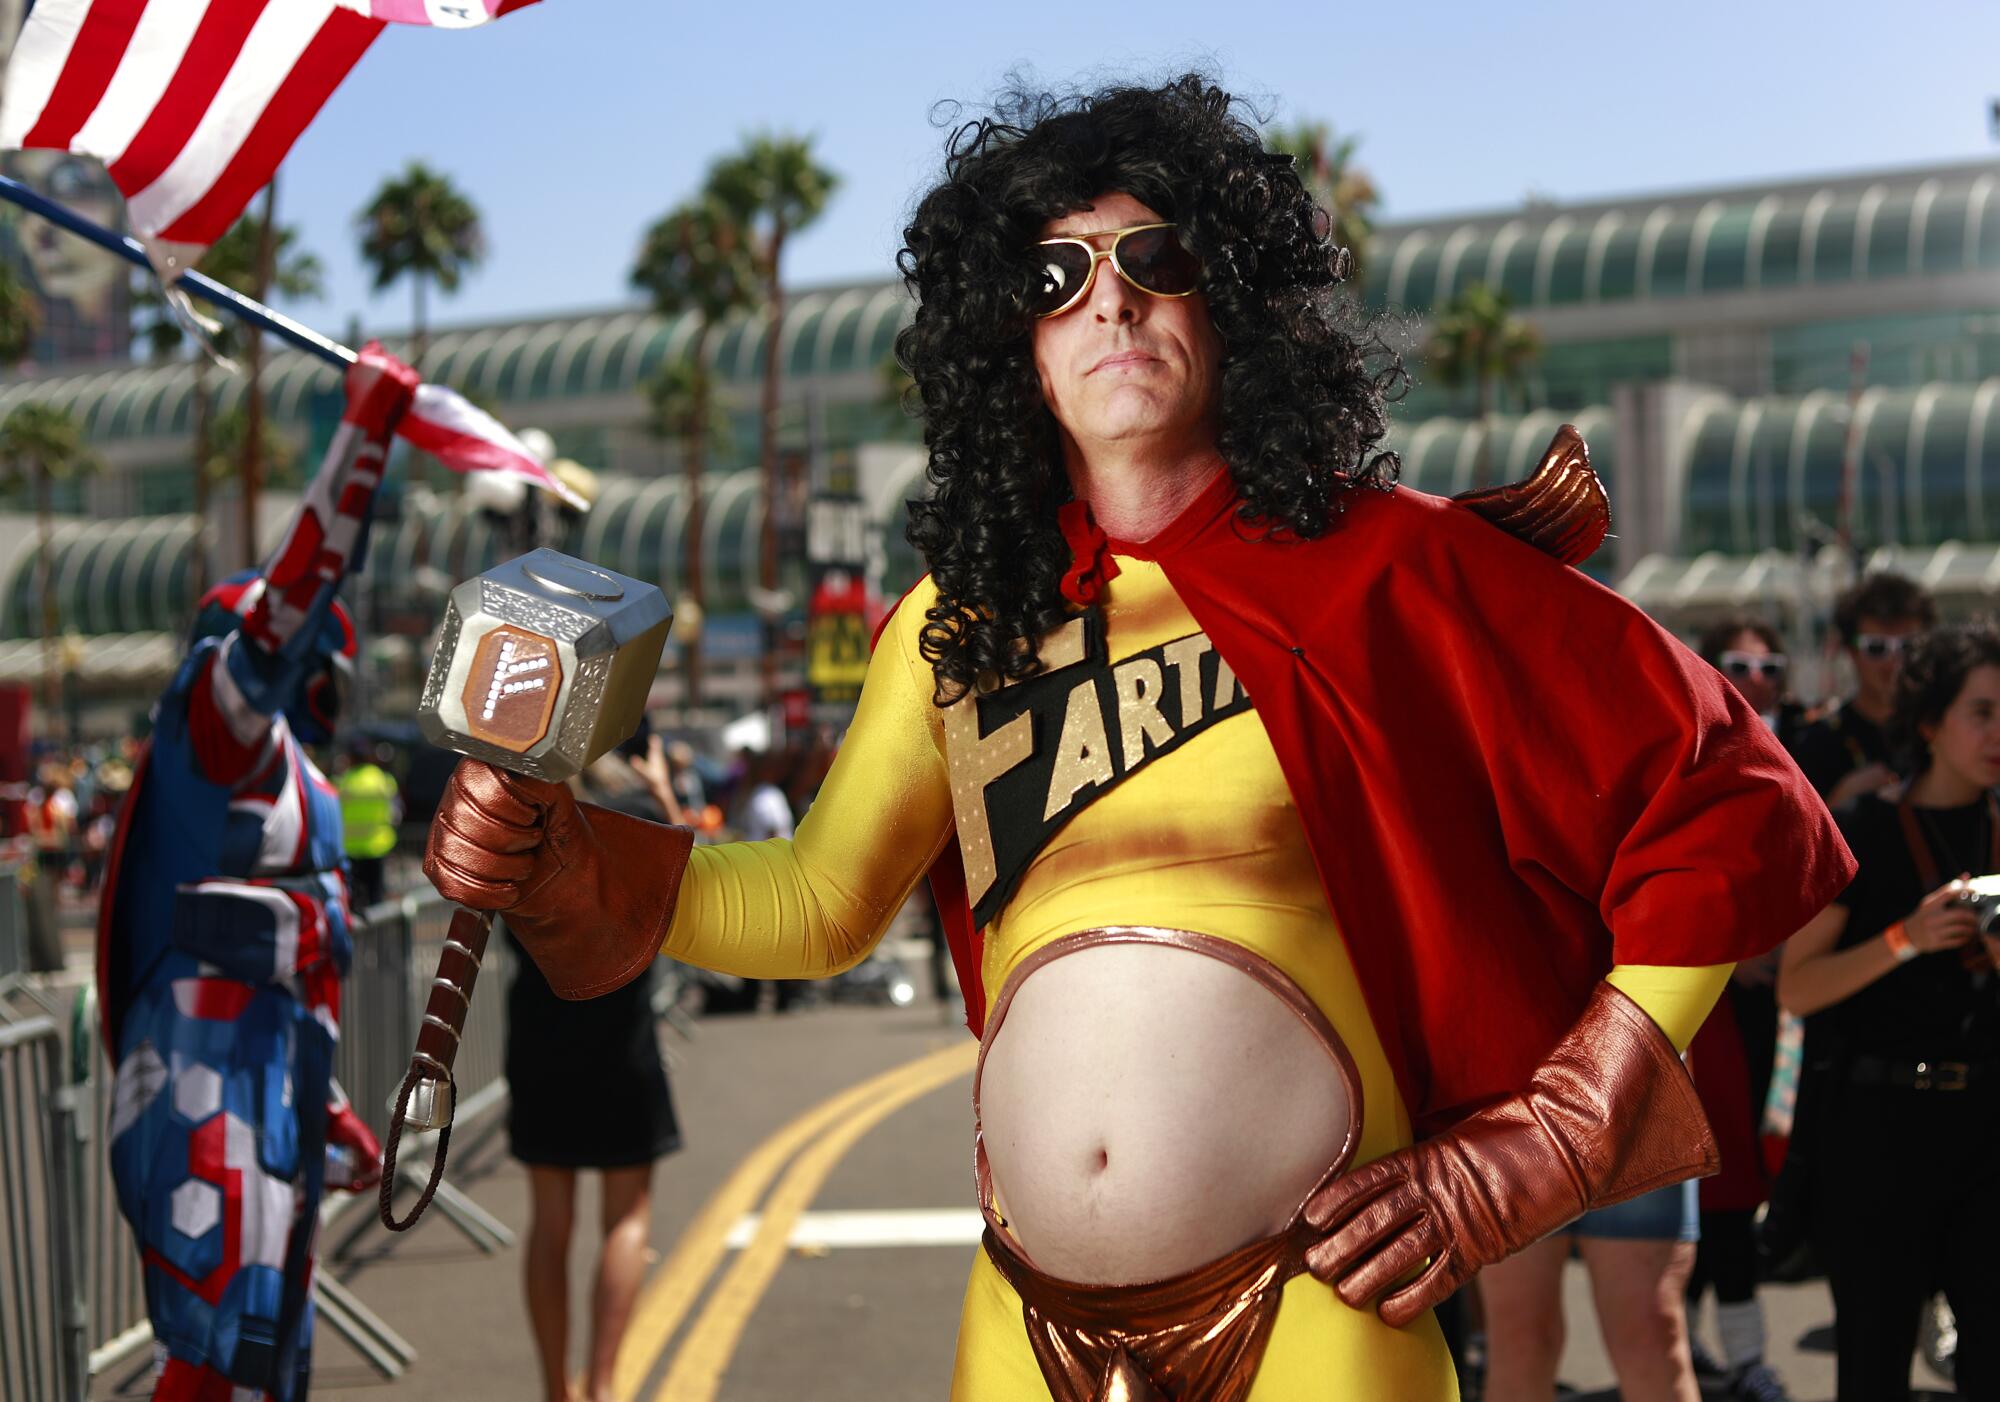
[1865,197,1916,281]
[1543,224,1591,305]
[1494,234,1538,305]
[1916,395,1975,545]
[1858,398,1916,546]
[100,544,130,632]
[1794,406,1849,543]
[166,540,195,628]
[527,336,563,399]
[1395,242,1446,312]
[1681,411,1739,554]
[825,306,863,377]
[1595,224,1642,301]
[1700,208,1756,293]
[1921,190,1971,274]
[788,306,824,379]
[1760,205,1808,288]
[1646,217,1694,298]
[1979,193,2000,268]
[1810,198,1861,284]
[632,323,675,389]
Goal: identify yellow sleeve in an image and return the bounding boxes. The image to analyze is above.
[657,587,956,978]
[1604,962,1735,1052]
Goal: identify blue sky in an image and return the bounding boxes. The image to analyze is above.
[270,0,1998,335]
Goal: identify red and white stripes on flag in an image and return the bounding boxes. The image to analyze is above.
[402,379,589,509]
[0,0,539,254]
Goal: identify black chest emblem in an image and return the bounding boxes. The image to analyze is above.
[943,616,1253,926]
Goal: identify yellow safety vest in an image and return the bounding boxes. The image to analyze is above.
[338,764,399,859]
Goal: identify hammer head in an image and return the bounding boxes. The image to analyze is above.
[417,549,671,782]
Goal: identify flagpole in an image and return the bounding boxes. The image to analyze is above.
[0,174,355,369]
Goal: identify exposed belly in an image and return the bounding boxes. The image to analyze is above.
[977,939,1355,1285]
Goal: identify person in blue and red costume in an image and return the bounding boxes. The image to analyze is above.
[94,348,420,1401]
[422,77,1854,1400]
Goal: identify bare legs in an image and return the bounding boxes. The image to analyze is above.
[1479,1236,1570,1402]
[586,1165,655,1402]
[522,1163,657,1402]
[1479,1235,1699,1402]
[525,1165,579,1402]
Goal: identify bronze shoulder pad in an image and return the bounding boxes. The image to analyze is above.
[1449,424,1610,567]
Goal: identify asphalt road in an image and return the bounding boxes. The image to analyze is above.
[87,985,1955,1402]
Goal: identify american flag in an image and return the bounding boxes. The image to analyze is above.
[0,0,539,259]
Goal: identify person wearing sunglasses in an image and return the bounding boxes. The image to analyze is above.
[423,76,1851,1401]
[1791,573,1937,807]
[1662,617,1813,1400]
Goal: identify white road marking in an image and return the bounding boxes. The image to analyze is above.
[722,1208,985,1251]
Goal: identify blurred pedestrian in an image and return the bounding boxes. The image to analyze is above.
[336,738,401,912]
[506,753,681,1402]
[1477,1180,1701,1402]
[1778,619,2000,1401]
[1791,573,1936,805]
[1685,618,1798,1400]
[21,755,75,971]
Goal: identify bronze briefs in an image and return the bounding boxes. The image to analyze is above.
[973,927,1364,1402]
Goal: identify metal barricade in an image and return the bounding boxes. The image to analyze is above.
[331,892,517,1254]
[0,1014,88,1402]
[0,861,28,985]
[73,986,150,1383]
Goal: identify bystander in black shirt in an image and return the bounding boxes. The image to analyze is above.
[1789,706,1891,800]
[1824,791,2000,1062]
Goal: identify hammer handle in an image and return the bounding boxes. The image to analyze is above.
[413,906,492,1081]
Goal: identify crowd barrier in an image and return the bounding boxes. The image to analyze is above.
[0,888,516,1399]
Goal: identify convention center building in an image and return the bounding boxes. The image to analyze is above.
[0,154,1995,729]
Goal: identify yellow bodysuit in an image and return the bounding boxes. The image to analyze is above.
[654,555,1728,1400]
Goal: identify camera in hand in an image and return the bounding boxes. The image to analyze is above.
[1952,875,2000,933]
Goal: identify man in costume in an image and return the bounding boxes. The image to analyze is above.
[424,78,1852,1400]
[96,349,417,1400]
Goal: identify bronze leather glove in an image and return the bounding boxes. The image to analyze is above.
[422,758,694,1000]
[1302,981,1717,1328]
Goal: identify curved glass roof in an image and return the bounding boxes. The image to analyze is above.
[0,282,916,448]
[1678,378,2000,555]
[11,377,1996,639]
[1372,166,1999,313]
[5,514,196,639]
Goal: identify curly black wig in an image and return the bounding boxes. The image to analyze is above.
[895,73,1406,705]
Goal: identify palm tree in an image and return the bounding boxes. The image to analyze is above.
[356,161,484,371]
[0,403,99,729]
[135,204,322,582]
[1267,121,1380,288]
[707,135,838,708]
[632,194,755,711]
[1425,281,1544,488]
[0,255,43,367]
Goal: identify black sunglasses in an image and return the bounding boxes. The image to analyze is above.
[1030,222,1203,319]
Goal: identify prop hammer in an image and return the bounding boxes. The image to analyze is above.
[380,549,670,1229]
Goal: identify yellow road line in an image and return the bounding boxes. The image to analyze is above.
[651,1040,978,1402]
[612,1039,974,1400]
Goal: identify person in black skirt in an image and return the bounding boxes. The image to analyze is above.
[507,740,683,1402]
[1778,620,2000,1401]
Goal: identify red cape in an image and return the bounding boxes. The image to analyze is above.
[889,475,1854,1137]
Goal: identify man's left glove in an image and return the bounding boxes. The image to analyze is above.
[1302,982,1716,1327]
